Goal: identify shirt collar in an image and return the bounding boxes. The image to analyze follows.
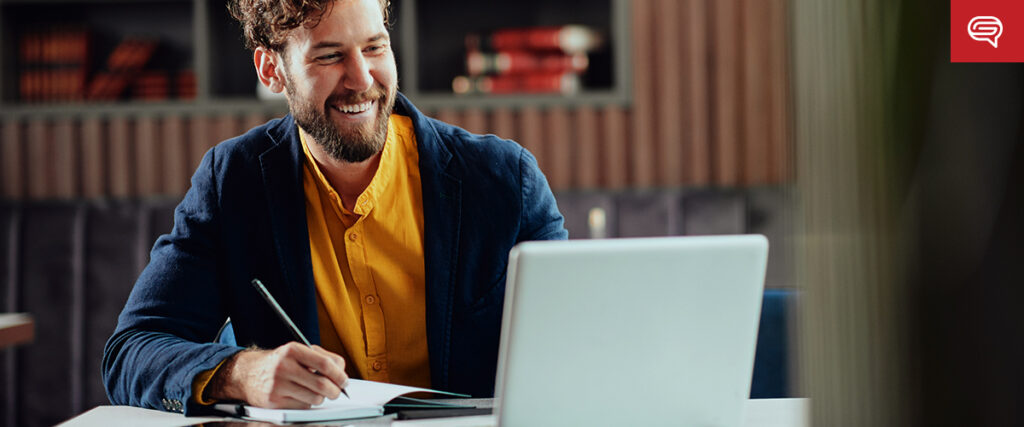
[298,116,399,216]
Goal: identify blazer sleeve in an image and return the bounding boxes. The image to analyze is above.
[518,148,569,241]
[101,147,243,415]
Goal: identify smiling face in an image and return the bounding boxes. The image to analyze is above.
[268,0,398,163]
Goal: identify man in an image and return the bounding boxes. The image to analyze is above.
[101,0,566,415]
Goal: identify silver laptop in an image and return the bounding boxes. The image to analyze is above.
[493,235,769,427]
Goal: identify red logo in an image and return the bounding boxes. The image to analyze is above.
[951,0,1024,62]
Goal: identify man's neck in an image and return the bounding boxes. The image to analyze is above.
[300,128,382,212]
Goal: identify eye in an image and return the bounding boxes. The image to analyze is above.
[315,53,342,63]
[364,43,388,55]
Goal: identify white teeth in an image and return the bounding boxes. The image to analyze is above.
[335,101,373,114]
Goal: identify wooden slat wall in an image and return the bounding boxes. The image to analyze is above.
[630,0,657,188]
[654,0,684,186]
[162,115,189,196]
[80,117,104,198]
[0,0,791,199]
[107,117,132,198]
[0,114,272,199]
[25,119,51,199]
[683,0,711,186]
[711,0,742,186]
[768,0,792,183]
[1,121,24,198]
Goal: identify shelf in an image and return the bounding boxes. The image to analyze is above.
[0,98,288,119]
[396,0,631,108]
[407,91,630,111]
[0,0,195,103]
[0,0,631,113]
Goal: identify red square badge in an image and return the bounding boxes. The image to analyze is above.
[951,0,1024,62]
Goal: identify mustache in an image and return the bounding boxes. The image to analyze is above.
[326,84,388,106]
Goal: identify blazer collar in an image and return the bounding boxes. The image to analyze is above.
[394,93,463,391]
[259,115,322,344]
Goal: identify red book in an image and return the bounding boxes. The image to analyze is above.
[466,51,588,76]
[107,39,156,70]
[467,25,604,54]
[133,70,170,100]
[86,38,158,100]
[452,72,580,95]
[18,28,90,102]
[176,69,197,99]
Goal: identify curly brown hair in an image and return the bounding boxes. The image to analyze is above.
[228,0,391,52]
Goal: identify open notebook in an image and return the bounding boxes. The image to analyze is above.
[214,379,470,423]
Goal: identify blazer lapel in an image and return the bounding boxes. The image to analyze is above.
[399,94,462,390]
[258,116,321,344]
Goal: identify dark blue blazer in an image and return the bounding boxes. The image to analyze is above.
[102,93,568,414]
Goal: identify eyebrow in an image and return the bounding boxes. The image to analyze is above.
[310,33,389,50]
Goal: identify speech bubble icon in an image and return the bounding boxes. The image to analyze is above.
[968,16,1003,48]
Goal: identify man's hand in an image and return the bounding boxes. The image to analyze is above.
[206,342,349,408]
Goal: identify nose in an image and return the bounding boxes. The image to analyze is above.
[343,53,373,93]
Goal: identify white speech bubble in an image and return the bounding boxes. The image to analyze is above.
[969,16,1003,48]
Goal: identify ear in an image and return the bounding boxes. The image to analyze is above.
[254,47,285,93]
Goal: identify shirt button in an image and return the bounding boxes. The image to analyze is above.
[348,233,358,241]
[365,295,376,304]
[372,360,383,371]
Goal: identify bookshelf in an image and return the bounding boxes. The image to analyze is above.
[0,0,200,110]
[0,0,629,117]
[397,0,631,109]
[0,0,794,200]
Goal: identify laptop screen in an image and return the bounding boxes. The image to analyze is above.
[494,235,768,427]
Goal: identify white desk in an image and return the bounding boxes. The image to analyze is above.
[59,398,808,427]
[0,313,34,349]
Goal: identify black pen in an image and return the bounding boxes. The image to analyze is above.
[251,278,350,398]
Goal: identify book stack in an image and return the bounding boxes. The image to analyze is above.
[176,70,197,100]
[454,25,603,95]
[16,30,195,103]
[133,70,170,101]
[18,27,91,102]
[85,38,158,101]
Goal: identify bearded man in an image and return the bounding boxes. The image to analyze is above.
[101,0,566,415]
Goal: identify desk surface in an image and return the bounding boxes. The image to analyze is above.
[0,313,34,349]
[58,398,808,427]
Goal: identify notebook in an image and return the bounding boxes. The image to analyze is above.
[491,235,769,426]
[214,378,469,423]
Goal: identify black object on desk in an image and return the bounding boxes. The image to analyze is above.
[396,407,494,420]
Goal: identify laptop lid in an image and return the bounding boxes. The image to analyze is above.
[493,235,769,427]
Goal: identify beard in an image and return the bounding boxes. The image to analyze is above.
[284,77,396,163]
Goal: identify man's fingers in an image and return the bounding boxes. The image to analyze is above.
[248,342,347,407]
[280,380,328,407]
[310,345,349,386]
[283,358,342,400]
[273,344,343,399]
[265,389,317,409]
[290,344,348,389]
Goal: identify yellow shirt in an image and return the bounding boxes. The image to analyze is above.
[192,115,431,404]
[300,114,431,388]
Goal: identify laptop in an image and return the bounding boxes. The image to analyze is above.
[393,235,769,427]
[493,235,769,427]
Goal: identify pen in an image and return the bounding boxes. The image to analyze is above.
[251,278,349,398]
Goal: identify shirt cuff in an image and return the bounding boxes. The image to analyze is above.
[191,358,229,405]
